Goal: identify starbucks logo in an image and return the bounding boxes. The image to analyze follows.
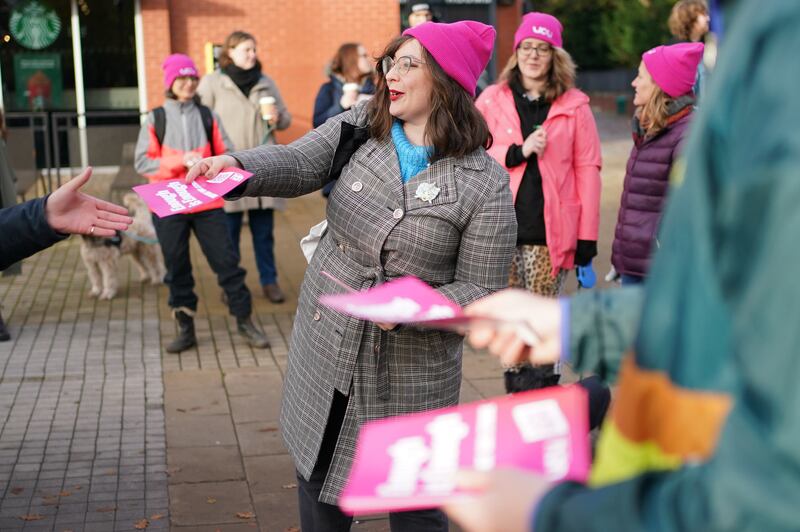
[10,1,62,50]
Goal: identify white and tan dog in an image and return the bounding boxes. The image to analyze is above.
[80,193,165,299]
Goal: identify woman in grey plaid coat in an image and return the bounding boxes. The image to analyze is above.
[189,21,516,532]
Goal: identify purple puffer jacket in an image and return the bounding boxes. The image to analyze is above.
[611,113,692,277]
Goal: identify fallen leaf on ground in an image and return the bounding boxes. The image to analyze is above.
[282,483,297,489]
[150,513,164,520]
[176,408,187,413]
[190,406,202,411]
[72,485,83,490]
[18,514,44,521]
[206,497,217,504]
[96,506,116,513]
[285,527,300,532]
[259,427,278,432]
[59,490,72,497]
[104,469,117,476]
[42,496,59,506]
[236,511,255,519]
[166,466,182,476]
[10,487,24,495]
[134,518,149,529]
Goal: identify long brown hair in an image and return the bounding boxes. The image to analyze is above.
[499,46,576,102]
[637,84,672,137]
[218,30,256,69]
[368,35,491,162]
[331,43,369,84]
[668,0,708,41]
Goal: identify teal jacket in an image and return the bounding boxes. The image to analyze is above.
[537,2,800,529]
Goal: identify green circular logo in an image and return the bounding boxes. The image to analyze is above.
[10,1,62,50]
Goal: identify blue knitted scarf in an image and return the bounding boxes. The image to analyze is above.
[391,121,433,183]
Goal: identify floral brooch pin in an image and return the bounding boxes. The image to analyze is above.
[414,182,441,204]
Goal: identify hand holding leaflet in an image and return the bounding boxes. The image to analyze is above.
[134,167,252,218]
[318,275,541,345]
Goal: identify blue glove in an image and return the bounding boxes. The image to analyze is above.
[576,259,596,289]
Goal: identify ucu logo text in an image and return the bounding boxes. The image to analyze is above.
[531,25,553,39]
[179,67,195,75]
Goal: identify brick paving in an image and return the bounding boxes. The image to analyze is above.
[0,109,631,531]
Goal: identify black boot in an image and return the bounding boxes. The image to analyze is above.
[504,363,559,394]
[237,315,270,348]
[166,309,197,353]
[0,310,10,342]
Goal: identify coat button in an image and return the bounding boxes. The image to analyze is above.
[392,208,404,220]
[313,311,321,321]
[351,181,363,192]
[374,343,380,354]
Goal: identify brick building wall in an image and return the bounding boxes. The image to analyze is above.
[141,0,400,142]
[140,1,521,143]
[496,0,522,72]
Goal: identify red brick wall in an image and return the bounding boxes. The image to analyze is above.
[496,0,523,72]
[140,0,172,112]
[141,0,400,142]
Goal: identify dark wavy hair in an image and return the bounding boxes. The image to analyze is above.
[367,35,491,162]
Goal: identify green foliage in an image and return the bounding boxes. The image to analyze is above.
[600,0,676,67]
[530,0,677,69]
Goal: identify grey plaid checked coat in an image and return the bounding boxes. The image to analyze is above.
[230,102,516,504]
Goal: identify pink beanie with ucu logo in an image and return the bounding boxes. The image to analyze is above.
[162,54,199,89]
[514,12,563,49]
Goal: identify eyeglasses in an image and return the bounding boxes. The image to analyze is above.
[381,56,426,77]
[518,43,553,57]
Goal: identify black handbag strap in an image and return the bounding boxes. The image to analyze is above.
[328,121,370,181]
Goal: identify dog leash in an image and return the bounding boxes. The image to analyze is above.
[121,231,160,245]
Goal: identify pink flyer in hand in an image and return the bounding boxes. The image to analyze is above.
[132,168,253,218]
[339,386,589,515]
[319,276,462,324]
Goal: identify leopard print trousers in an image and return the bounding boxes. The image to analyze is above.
[508,244,567,297]
[505,245,567,392]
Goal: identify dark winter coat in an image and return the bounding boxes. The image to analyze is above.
[0,197,67,270]
[611,112,692,277]
[312,75,375,128]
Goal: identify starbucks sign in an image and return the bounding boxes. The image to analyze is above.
[10,1,62,50]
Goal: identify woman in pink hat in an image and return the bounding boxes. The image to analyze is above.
[611,42,704,285]
[475,12,602,393]
[187,21,516,531]
[134,53,270,353]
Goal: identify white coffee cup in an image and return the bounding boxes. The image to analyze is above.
[342,83,360,98]
[259,96,277,121]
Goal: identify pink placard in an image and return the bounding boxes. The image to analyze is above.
[132,168,253,218]
[319,276,463,324]
[340,386,589,515]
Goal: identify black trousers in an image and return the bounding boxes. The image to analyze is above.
[152,208,252,317]
[296,391,448,532]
